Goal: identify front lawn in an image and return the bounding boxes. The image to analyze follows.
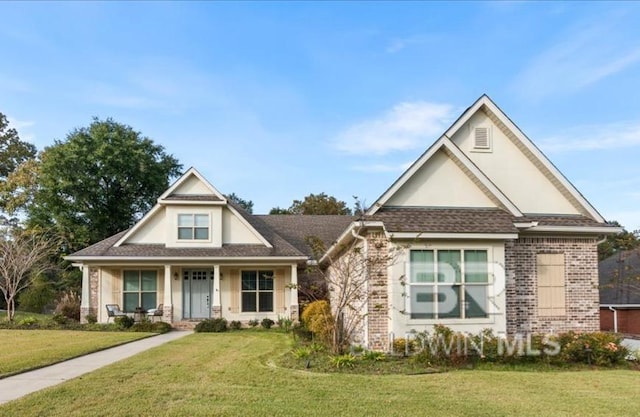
[0,331,638,416]
[0,330,152,378]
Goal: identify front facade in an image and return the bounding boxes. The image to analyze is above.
[323,95,619,350]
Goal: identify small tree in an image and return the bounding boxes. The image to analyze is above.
[226,192,254,214]
[0,229,59,320]
[306,227,399,354]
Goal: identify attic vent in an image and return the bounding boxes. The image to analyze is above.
[474,127,491,150]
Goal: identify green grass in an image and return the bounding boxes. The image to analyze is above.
[0,310,50,322]
[0,332,638,416]
[0,330,152,378]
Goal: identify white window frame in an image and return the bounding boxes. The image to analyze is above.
[177,213,210,241]
[407,248,492,321]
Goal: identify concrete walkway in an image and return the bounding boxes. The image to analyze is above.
[0,330,192,405]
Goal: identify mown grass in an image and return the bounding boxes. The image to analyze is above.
[0,330,152,378]
[0,331,638,417]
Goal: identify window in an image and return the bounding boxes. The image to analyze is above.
[409,249,489,319]
[241,270,274,312]
[537,253,565,316]
[123,270,157,312]
[178,214,209,240]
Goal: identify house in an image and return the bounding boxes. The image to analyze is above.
[66,168,352,326]
[599,248,640,335]
[67,94,619,349]
[320,95,619,350]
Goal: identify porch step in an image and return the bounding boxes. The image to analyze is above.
[172,321,200,330]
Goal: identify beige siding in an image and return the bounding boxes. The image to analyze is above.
[275,268,286,314]
[229,269,240,313]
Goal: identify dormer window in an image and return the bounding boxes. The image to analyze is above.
[178,214,209,240]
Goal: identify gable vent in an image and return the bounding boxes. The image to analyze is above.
[474,127,491,150]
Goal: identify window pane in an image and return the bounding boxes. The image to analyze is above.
[194,227,209,240]
[178,228,193,240]
[438,285,461,318]
[178,214,193,227]
[465,250,488,283]
[141,292,157,311]
[123,271,139,291]
[194,214,209,227]
[242,292,257,312]
[259,271,274,290]
[242,271,257,290]
[466,286,488,318]
[410,286,434,319]
[123,293,138,312]
[410,250,434,283]
[438,250,461,283]
[141,271,157,291]
[259,292,273,312]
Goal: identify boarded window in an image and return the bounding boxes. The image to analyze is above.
[537,253,566,316]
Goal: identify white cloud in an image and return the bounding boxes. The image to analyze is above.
[513,15,640,100]
[331,101,455,155]
[538,121,640,152]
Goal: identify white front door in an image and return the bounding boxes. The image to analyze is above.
[183,270,212,319]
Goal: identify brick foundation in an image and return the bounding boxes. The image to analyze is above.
[505,236,599,334]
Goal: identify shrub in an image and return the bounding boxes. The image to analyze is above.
[392,337,417,355]
[330,353,357,368]
[301,300,333,344]
[194,318,228,333]
[229,320,243,330]
[261,318,275,329]
[85,314,98,324]
[17,276,56,314]
[293,347,313,359]
[55,291,81,320]
[560,331,629,366]
[51,313,68,325]
[114,315,135,329]
[17,316,39,328]
[277,316,293,332]
[362,350,386,361]
[131,320,172,333]
[248,319,259,328]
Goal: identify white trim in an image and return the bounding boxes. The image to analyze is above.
[157,167,227,202]
[600,304,640,308]
[65,256,308,263]
[161,200,226,206]
[318,221,386,264]
[521,226,622,234]
[390,232,519,240]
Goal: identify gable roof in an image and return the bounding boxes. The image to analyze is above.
[599,248,640,305]
[367,94,606,223]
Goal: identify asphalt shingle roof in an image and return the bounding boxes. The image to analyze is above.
[599,248,640,305]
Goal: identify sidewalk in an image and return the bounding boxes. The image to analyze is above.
[0,330,192,405]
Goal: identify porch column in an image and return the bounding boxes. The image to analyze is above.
[212,265,221,318]
[163,265,173,321]
[80,265,90,322]
[290,264,299,321]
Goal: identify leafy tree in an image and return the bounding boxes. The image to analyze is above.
[226,192,254,214]
[271,193,352,215]
[598,221,639,261]
[0,228,59,321]
[27,118,182,251]
[0,113,36,181]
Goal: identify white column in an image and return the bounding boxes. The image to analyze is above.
[81,265,90,309]
[290,264,298,320]
[164,265,172,307]
[213,265,221,308]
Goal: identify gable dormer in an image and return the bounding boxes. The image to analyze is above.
[115,168,270,248]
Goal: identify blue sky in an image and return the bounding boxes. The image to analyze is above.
[1,2,640,230]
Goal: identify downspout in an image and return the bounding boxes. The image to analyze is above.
[608,306,618,333]
[352,224,369,348]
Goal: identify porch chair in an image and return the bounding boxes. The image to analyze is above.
[105,304,127,322]
[147,304,164,321]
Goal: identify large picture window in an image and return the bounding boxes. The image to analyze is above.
[241,270,274,312]
[178,214,209,240]
[123,270,157,312]
[409,249,489,319]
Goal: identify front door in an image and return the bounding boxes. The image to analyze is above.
[183,270,212,319]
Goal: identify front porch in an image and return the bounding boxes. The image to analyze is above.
[80,263,300,325]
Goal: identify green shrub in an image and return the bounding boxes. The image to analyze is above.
[194,318,228,333]
[293,347,313,359]
[330,353,357,368]
[17,316,39,327]
[229,320,243,330]
[130,320,172,333]
[277,316,293,332]
[248,319,259,328]
[392,337,417,355]
[560,331,628,366]
[17,276,56,314]
[51,313,68,325]
[114,315,135,329]
[261,318,275,329]
[362,350,386,361]
[85,314,98,324]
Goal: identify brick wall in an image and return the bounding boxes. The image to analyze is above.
[505,237,599,334]
[366,231,390,350]
[80,267,99,323]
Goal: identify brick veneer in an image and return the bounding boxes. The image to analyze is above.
[81,267,99,323]
[366,232,390,350]
[505,236,599,334]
